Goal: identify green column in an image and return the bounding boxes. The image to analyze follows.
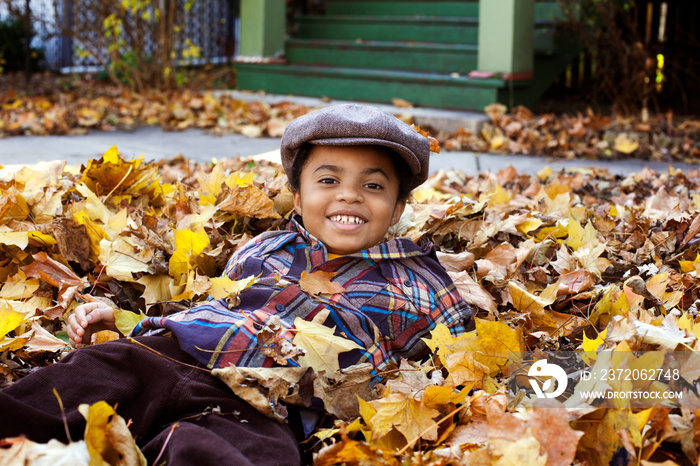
[239,0,286,57]
[477,0,534,76]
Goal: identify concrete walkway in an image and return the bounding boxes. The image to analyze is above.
[1,92,697,176]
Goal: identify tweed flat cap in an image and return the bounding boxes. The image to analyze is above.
[281,103,431,190]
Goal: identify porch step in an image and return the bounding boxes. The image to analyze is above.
[297,15,479,45]
[324,0,563,20]
[234,63,524,111]
[286,39,478,74]
[325,0,479,17]
[297,15,558,52]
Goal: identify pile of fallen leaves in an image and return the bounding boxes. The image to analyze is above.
[0,75,310,138]
[2,73,699,164]
[434,103,700,164]
[3,146,700,464]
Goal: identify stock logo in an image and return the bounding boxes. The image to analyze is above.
[528,360,568,399]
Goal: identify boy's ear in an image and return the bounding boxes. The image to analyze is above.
[292,190,302,216]
[390,200,407,226]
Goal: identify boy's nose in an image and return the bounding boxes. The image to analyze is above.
[336,185,363,203]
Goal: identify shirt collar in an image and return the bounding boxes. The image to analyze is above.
[287,215,431,261]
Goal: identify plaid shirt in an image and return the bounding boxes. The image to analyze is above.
[134,217,473,373]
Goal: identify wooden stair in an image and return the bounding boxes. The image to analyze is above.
[234,0,577,111]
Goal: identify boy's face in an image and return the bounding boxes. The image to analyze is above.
[292,145,406,255]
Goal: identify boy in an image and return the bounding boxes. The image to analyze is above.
[0,104,473,465]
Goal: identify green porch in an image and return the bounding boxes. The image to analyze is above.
[233,0,578,111]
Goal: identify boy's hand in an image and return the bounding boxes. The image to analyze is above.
[67,301,117,348]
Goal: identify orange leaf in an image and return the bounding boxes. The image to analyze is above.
[298,270,346,297]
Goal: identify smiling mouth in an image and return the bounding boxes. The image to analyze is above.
[329,215,366,225]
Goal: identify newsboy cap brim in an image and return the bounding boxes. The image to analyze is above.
[280,103,431,190]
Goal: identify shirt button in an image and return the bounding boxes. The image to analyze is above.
[312,243,321,251]
[275,304,285,312]
[404,279,411,286]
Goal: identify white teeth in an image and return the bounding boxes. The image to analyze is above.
[330,215,365,224]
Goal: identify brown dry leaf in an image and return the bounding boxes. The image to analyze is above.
[25,320,68,353]
[23,252,87,308]
[313,363,376,420]
[216,184,281,219]
[386,359,432,395]
[529,401,584,466]
[436,250,475,272]
[558,269,594,295]
[0,436,39,466]
[448,270,498,315]
[212,365,315,422]
[298,270,346,297]
[256,315,306,365]
[475,242,518,284]
[443,351,490,389]
[392,98,413,108]
[51,218,92,270]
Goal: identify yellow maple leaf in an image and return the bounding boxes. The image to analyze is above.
[565,219,598,251]
[645,272,682,310]
[581,328,608,364]
[114,309,146,336]
[450,318,525,376]
[208,275,257,300]
[421,384,468,409]
[679,253,700,273]
[79,401,146,466]
[225,171,255,189]
[197,162,228,197]
[368,392,441,442]
[0,305,25,339]
[489,185,512,206]
[71,183,115,225]
[516,217,543,235]
[421,323,473,356]
[169,227,210,279]
[508,281,558,330]
[293,309,362,373]
[74,210,108,260]
[136,274,174,309]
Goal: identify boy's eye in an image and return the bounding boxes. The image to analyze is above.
[319,178,337,184]
[365,183,383,190]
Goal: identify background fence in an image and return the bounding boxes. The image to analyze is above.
[0,0,238,72]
